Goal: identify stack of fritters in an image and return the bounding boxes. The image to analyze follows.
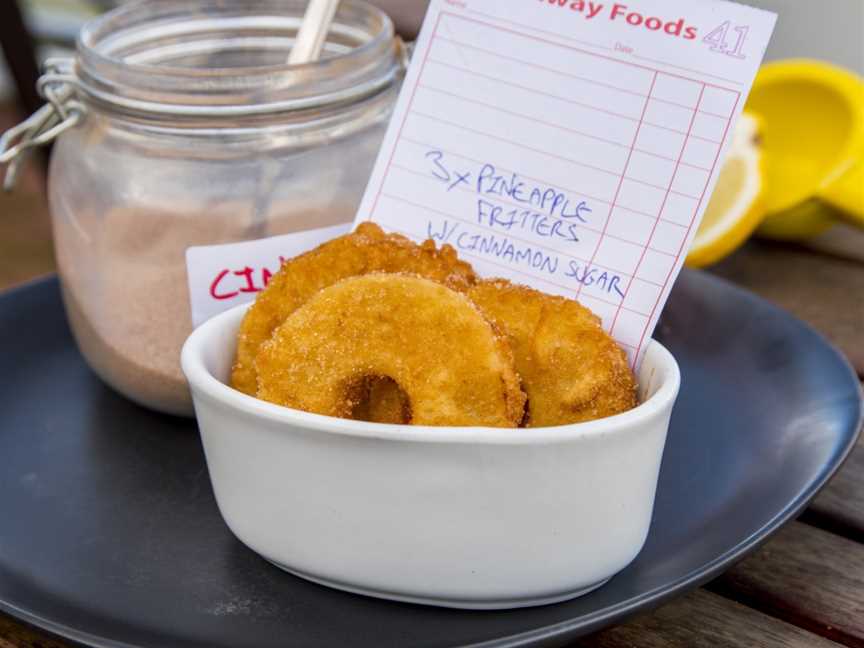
[231,222,637,428]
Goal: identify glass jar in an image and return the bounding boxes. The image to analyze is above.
[31,0,403,416]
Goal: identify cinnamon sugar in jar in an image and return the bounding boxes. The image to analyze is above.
[40,0,405,415]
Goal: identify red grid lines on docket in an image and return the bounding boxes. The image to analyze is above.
[610,83,707,342]
[369,12,443,219]
[630,91,742,368]
[574,71,658,302]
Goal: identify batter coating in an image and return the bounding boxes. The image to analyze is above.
[231,222,476,395]
[349,376,410,424]
[468,280,637,427]
[255,274,526,427]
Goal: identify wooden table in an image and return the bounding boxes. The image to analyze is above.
[0,148,862,647]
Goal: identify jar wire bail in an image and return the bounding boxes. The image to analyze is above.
[0,58,85,191]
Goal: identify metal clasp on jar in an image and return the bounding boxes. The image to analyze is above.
[0,58,86,191]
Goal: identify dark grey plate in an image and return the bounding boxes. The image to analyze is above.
[0,273,860,648]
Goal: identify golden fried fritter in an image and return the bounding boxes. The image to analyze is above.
[468,279,637,426]
[255,274,526,427]
[349,376,411,424]
[231,222,476,395]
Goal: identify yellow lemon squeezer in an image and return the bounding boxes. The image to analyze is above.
[687,59,864,267]
[747,59,864,240]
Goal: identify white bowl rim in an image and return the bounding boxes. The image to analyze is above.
[182,302,681,445]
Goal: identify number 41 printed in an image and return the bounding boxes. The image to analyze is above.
[704,21,749,58]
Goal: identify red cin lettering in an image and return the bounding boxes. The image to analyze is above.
[234,267,258,294]
[210,269,239,300]
[208,257,289,301]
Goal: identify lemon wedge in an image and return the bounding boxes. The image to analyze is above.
[686,113,764,268]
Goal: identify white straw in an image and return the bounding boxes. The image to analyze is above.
[288,0,341,65]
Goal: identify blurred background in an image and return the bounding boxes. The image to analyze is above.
[0,0,861,288]
[0,0,862,368]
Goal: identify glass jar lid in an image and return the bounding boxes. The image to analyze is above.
[72,0,405,119]
[1,0,406,185]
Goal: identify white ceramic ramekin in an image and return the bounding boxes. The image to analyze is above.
[182,303,680,609]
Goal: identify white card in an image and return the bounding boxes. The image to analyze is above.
[185,224,351,327]
[354,0,776,367]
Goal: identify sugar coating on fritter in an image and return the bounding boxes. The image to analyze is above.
[231,222,477,395]
[254,274,527,428]
[349,376,410,424]
[468,279,637,426]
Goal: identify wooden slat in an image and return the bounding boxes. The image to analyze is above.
[804,225,864,265]
[709,521,864,647]
[711,240,864,375]
[0,189,54,292]
[804,433,864,543]
[0,613,68,648]
[0,104,55,293]
[577,589,840,648]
